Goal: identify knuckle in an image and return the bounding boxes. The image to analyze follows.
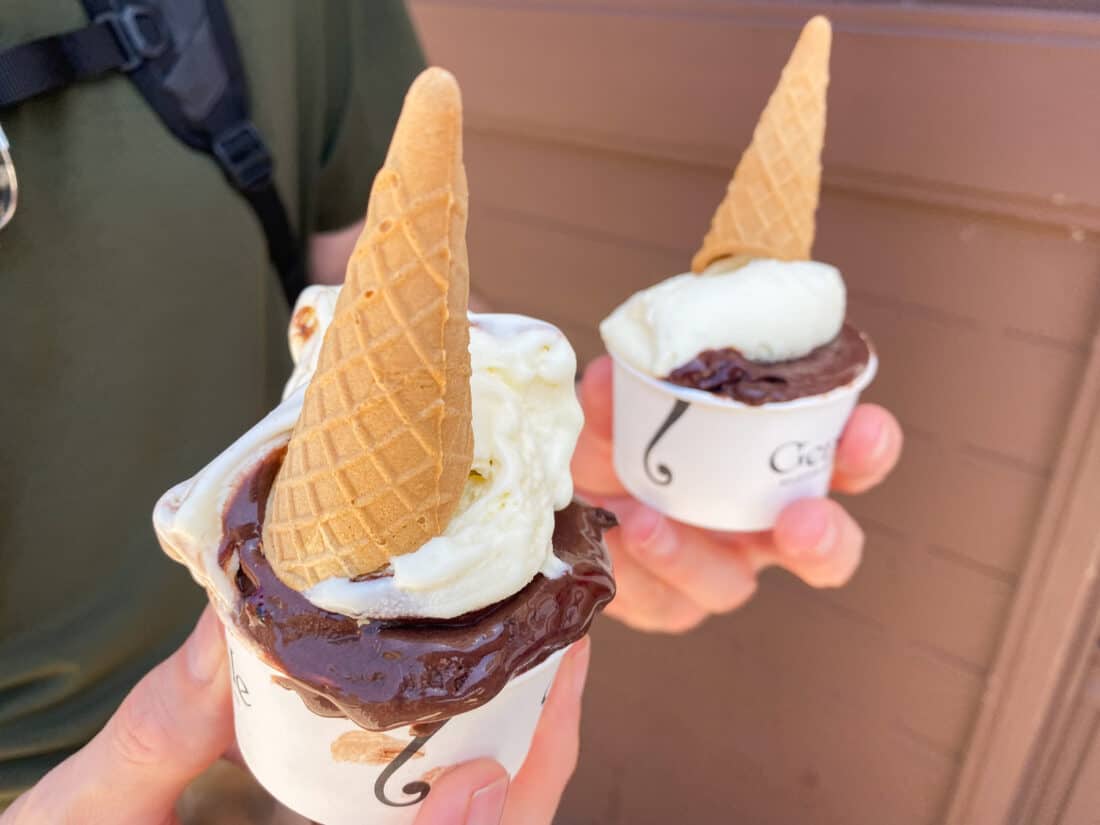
[109,688,174,769]
[640,577,680,614]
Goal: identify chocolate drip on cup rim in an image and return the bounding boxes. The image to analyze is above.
[221,449,616,732]
[665,324,871,406]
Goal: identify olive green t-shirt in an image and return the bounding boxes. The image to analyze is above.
[0,1,424,804]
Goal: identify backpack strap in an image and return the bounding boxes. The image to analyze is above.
[0,1,305,304]
[0,14,142,105]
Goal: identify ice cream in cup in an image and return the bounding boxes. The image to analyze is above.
[153,68,615,825]
[599,17,876,532]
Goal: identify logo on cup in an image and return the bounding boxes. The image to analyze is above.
[375,723,448,807]
[769,438,837,476]
[643,399,691,486]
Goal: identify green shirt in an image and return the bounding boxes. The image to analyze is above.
[0,1,424,804]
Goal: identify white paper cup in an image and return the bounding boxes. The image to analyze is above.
[225,628,568,825]
[609,350,878,532]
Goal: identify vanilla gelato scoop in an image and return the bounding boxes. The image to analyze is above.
[599,258,846,377]
[154,286,584,622]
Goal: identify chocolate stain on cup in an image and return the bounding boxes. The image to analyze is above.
[330,730,426,765]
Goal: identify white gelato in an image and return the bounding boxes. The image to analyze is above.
[599,258,846,376]
[154,286,583,623]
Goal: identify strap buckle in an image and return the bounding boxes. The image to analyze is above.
[212,122,274,190]
[0,123,17,231]
[95,5,168,73]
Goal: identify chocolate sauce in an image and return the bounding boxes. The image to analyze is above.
[665,323,870,405]
[222,452,616,732]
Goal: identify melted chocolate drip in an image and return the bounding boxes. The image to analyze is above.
[222,452,616,732]
[665,323,871,405]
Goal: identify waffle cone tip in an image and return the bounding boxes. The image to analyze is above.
[691,16,831,273]
[263,67,474,591]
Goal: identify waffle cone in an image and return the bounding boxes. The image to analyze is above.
[691,16,831,272]
[264,68,473,590]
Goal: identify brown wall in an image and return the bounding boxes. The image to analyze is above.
[406,2,1100,823]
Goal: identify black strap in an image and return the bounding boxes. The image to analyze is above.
[0,20,133,107]
[0,2,305,304]
[215,123,304,299]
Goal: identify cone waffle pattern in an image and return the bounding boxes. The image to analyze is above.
[264,69,473,590]
[692,16,831,272]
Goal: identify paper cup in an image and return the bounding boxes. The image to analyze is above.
[225,628,568,825]
[609,350,878,532]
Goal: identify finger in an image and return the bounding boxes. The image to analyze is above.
[579,356,614,443]
[771,498,865,588]
[603,525,709,634]
[572,356,627,497]
[616,504,758,615]
[505,638,592,824]
[412,759,509,825]
[831,404,903,494]
[571,427,626,499]
[12,607,233,825]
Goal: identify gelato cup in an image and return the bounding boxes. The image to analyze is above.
[225,627,568,825]
[153,70,615,825]
[608,348,877,532]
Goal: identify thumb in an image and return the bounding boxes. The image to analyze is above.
[5,607,233,825]
[411,759,509,825]
[572,356,627,498]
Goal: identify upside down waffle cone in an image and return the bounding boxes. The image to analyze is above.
[264,68,474,590]
[691,16,831,272]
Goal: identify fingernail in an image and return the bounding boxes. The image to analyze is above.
[465,775,509,825]
[811,514,838,558]
[185,609,226,684]
[628,509,676,560]
[786,507,837,559]
[868,417,891,464]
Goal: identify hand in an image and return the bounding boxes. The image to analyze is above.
[572,355,903,634]
[410,638,591,825]
[1,607,235,824]
[2,606,591,825]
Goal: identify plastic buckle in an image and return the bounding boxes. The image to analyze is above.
[0,124,17,232]
[96,5,168,73]
[213,123,274,190]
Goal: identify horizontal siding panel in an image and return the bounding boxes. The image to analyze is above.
[465,130,722,257]
[848,435,1047,575]
[412,2,1100,214]
[467,204,682,348]
[824,527,1015,667]
[850,296,1085,470]
[823,196,1100,351]
[737,576,985,756]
